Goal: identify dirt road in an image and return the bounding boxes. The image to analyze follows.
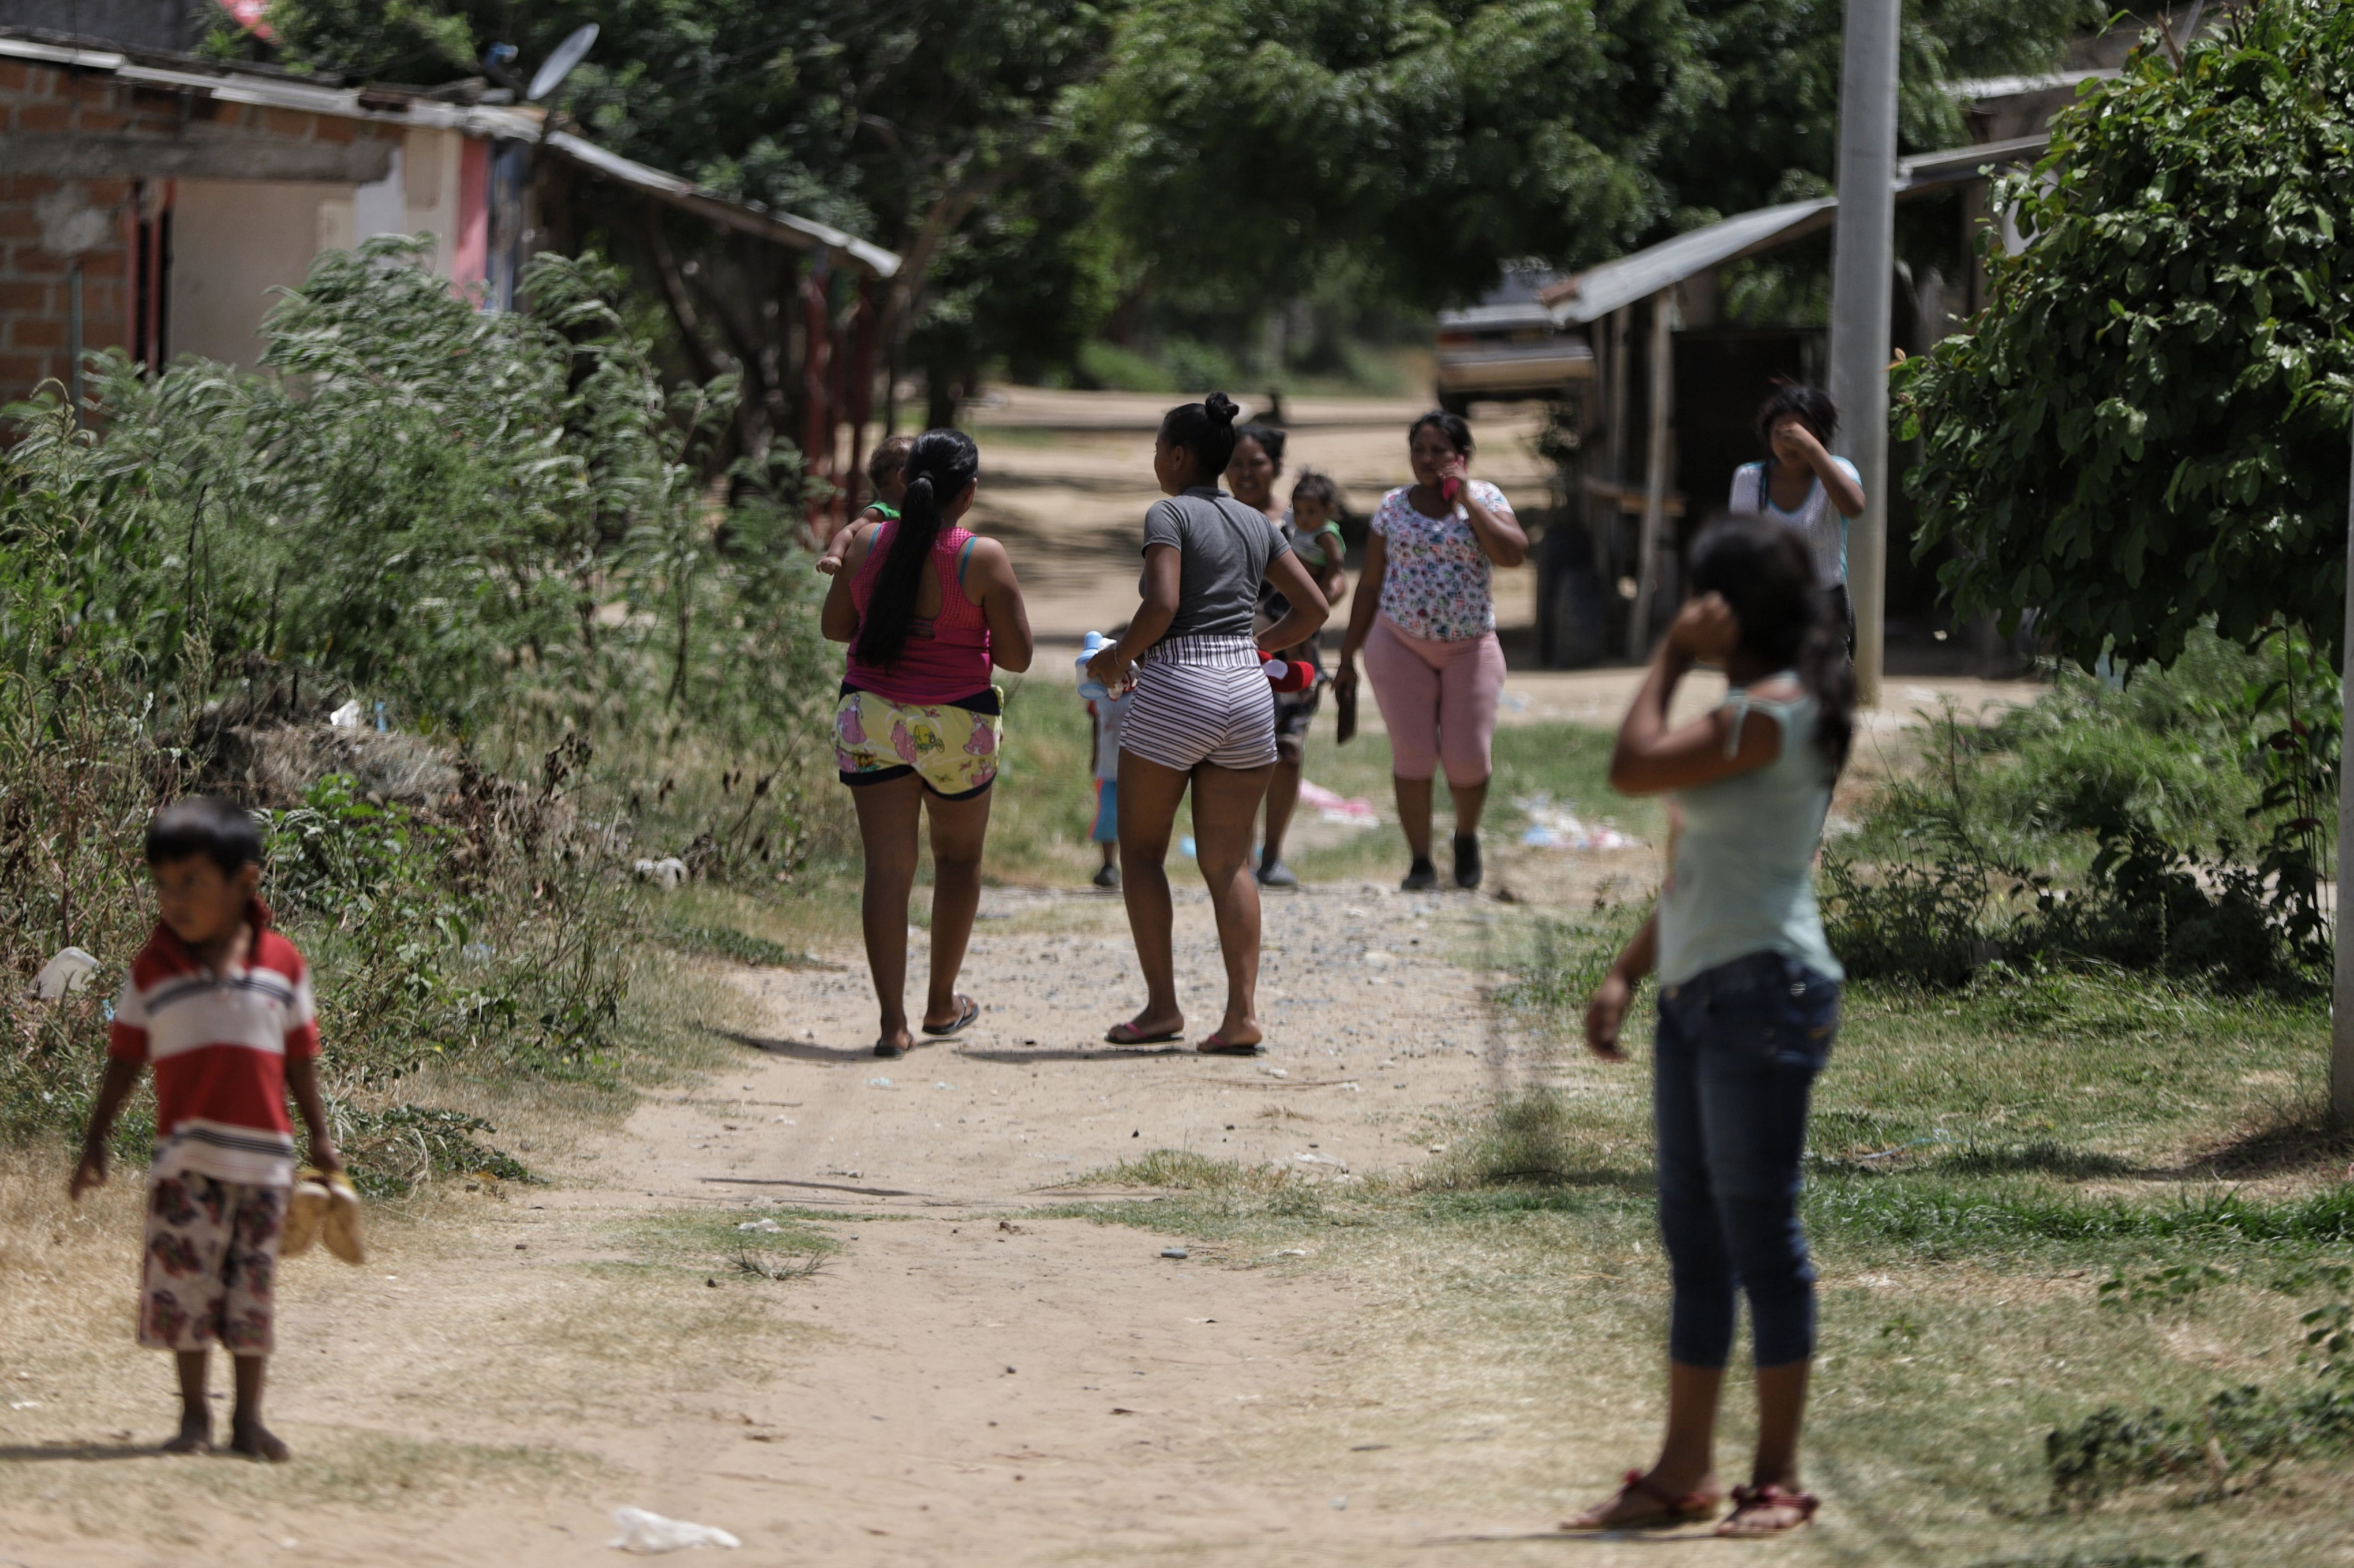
[0,385,2031,1563]
[960,388,1553,644]
[0,868,1731,1568]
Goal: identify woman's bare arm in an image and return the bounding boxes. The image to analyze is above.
[1608,597,1788,795]
[1584,914,1657,1062]
[965,538,1033,672]
[1258,549,1330,656]
[1443,462,1528,567]
[1335,532,1387,678]
[1087,544,1179,688]
[819,524,877,643]
[1784,424,1866,519]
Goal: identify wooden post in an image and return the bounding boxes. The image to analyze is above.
[802,258,833,538]
[2334,425,2354,1128]
[844,275,878,515]
[1601,306,1632,651]
[1627,291,1675,662]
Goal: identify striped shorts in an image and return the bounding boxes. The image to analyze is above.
[1121,635,1277,772]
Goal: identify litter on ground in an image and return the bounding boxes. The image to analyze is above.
[1513,792,1637,851]
[608,1506,741,1552]
[1298,780,1377,826]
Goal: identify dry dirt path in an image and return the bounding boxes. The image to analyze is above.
[957,387,1553,645]
[4,870,1775,1568]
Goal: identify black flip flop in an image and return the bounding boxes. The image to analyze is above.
[1195,1032,1264,1056]
[1104,1021,1182,1045]
[922,996,982,1038]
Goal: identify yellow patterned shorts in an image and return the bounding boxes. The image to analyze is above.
[834,687,1002,799]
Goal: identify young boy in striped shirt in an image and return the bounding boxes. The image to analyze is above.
[71,797,339,1462]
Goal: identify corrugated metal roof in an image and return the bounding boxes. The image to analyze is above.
[1895,132,2051,186]
[1943,69,2116,101]
[0,33,539,135]
[543,132,898,279]
[1540,133,2048,325]
[1542,199,1837,324]
[0,29,899,277]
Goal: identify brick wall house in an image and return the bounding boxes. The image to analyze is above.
[0,34,484,409]
[0,26,900,523]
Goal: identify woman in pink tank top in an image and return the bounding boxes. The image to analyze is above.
[821,429,1034,1059]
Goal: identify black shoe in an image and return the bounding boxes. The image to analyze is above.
[1401,856,1439,892]
[1453,832,1482,890]
[1092,863,1120,889]
[1256,857,1298,888]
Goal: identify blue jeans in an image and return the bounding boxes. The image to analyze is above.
[1653,951,1838,1370]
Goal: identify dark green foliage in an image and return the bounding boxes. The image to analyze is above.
[78,239,831,749]
[1086,0,2097,309]
[2045,1386,2354,1507]
[659,923,826,970]
[335,1105,537,1198]
[0,245,827,1165]
[269,1,1121,405]
[1898,4,2354,669]
[1810,1182,2354,1253]
[1822,629,2334,992]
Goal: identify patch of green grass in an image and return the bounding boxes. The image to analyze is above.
[659,920,830,969]
[988,711,1653,890]
[621,1205,844,1263]
[1023,890,2353,1552]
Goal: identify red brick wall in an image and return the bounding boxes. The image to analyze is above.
[0,57,402,412]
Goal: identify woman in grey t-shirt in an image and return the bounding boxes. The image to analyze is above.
[1085,393,1330,1054]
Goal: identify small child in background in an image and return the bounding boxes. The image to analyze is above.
[1256,469,1350,887]
[1087,670,1132,890]
[72,797,338,1462]
[816,433,917,575]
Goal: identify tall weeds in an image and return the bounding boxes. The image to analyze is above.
[1822,630,2335,993]
[0,240,835,1173]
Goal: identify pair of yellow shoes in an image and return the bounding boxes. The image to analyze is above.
[282,1168,365,1264]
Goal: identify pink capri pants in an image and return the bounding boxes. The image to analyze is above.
[1362,614,1507,787]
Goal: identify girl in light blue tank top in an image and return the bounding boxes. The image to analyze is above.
[1564,520,1855,1541]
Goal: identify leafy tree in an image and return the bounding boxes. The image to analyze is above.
[268,0,1116,433]
[1083,0,2102,312]
[1897,3,2354,671]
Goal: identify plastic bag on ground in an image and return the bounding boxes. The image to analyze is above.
[1297,781,1377,827]
[609,1507,741,1552]
[28,947,98,1000]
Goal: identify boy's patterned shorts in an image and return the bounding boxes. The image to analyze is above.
[139,1172,287,1354]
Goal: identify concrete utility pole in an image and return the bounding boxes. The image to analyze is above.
[2335,432,2354,1127]
[1827,0,1900,708]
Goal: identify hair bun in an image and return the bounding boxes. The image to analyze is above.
[1203,391,1238,427]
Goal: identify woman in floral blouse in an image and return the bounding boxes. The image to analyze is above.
[1335,410,1527,890]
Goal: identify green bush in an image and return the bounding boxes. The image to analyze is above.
[1823,627,2333,993]
[1077,340,1177,392]
[0,240,835,1157]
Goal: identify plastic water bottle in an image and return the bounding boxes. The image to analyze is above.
[1077,630,1112,700]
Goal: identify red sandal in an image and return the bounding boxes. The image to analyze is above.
[1560,1469,1723,1532]
[1715,1482,1819,1537]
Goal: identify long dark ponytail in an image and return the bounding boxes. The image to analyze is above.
[1688,518,1854,773]
[853,427,980,668]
